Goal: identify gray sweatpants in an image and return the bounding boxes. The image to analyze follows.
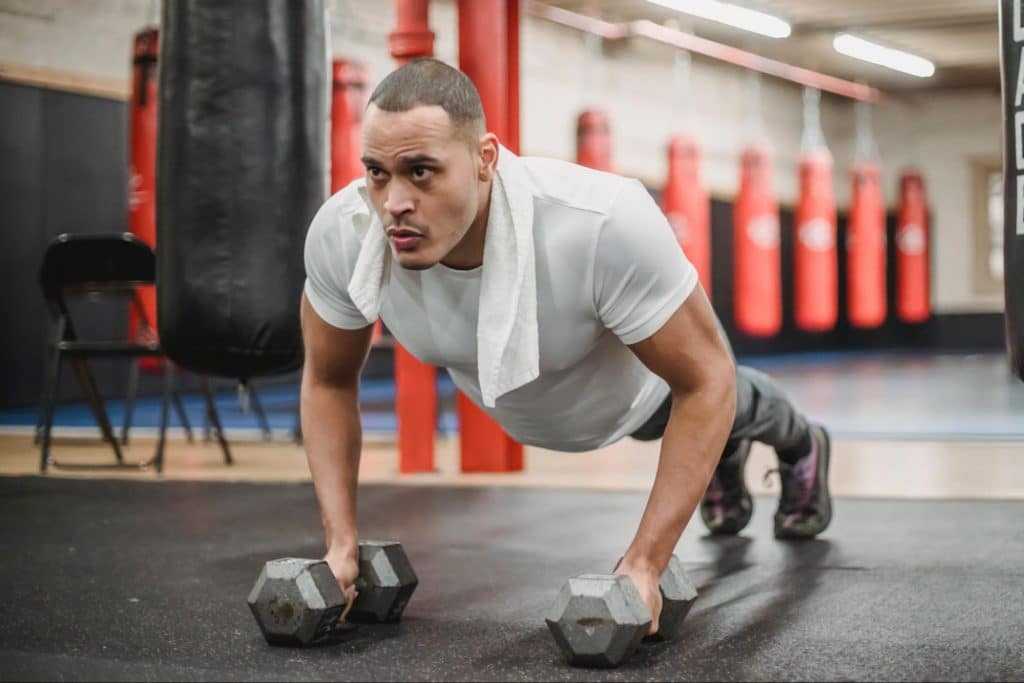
[629,320,811,462]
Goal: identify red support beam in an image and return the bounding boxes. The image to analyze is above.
[526,1,883,103]
[389,0,435,66]
[458,0,509,140]
[389,0,439,473]
[506,0,521,154]
[456,0,524,473]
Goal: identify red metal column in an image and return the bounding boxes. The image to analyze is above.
[330,60,368,193]
[456,0,524,473]
[127,27,162,370]
[459,0,508,143]
[506,0,520,154]
[389,0,438,473]
[389,0,435,66]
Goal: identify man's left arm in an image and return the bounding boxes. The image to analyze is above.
[618,283,736,633]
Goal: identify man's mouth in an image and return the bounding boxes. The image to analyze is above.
[387,228,424,250]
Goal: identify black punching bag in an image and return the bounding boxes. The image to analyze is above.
[157,0,328,379]
[1001,0,1024,381]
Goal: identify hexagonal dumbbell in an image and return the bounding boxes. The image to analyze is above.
[652,555,698,641]
[247,540,418,646]
[545,555,697,667]
[348,540,419,623]
[545,574,651,668]
[247,557,345,646]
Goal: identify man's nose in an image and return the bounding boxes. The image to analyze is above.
[383,183,415,220]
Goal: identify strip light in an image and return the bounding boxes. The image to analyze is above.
[646,0,791,39]
[833,33,935,78]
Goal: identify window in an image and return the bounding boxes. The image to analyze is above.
[973,159,1004,296]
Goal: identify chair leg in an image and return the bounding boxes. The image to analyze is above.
[38,344,63,473]
[33,365,48,446]
[172,388,194,443]
[248,383,273,441]
[154,362,173,473]
[70,357,124,463]
[292,395,303,445]
[121,359,140,445]
[199,376,233,465]
[202,379,213,443]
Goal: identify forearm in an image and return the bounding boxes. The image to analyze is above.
[621,379,735,575]
[301,369,363,561]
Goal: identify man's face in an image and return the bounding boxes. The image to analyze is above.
[361,104,482,270]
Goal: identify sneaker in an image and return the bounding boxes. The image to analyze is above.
[700,440,753,535]
[772,424,832,540]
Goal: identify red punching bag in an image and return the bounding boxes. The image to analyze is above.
[576,109,613,172]
[794,149,838,332]
[127,27,161,367]
[896,170,930,323]
[847,162,887,328]
[662,136,711,296]
[330,59,368,192]
[733,145,782,337]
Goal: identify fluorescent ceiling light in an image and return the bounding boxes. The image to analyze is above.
[833,33,935,78]
[647,0,791,39]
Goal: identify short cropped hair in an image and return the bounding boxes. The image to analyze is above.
[368,58,486,142]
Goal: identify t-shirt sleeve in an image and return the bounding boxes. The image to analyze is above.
[593,178,699,345]
[303,196,374,330]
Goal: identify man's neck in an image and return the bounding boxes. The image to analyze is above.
[440,180,491,270]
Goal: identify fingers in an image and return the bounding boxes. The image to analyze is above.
[647,589,663,636]
[339,584,359,622]
[648,598,661,635]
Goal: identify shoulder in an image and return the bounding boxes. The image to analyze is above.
[305,178,372,254]
[519,156,634,218]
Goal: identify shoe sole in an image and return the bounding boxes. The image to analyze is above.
[702,440,753,536]
[774,425,832,540]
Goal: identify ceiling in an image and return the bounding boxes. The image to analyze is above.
[538,0,1000,93]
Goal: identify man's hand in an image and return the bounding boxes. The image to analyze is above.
[614,560,663,636]
[324,548,360,614]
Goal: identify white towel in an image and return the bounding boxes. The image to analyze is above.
[346,145,538,408]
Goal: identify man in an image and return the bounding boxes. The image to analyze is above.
[301,58,831,635]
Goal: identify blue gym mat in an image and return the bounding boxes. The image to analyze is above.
[0,376,460,437]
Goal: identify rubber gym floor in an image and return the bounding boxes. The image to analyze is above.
[2,351,1023,681]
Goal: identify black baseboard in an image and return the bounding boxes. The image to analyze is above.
[725,312,1005,357]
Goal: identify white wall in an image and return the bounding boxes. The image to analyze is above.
[0,0,1003,313]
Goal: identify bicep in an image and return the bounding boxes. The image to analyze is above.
[627,285,734,395]
[301,293,374,388]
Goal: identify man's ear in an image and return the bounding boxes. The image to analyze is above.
[478,132,500,182]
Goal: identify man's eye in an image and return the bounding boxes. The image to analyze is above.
[367,167,386,180]
[412,166,432,180]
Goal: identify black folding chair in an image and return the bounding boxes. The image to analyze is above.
[36,233,232,473]
[119,302,252,450]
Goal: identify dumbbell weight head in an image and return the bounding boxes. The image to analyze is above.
[544,574,652,668]
[653,555,698,640]
[348,540,419,623]
[246,558,345,646]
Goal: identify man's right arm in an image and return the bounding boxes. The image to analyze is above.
[300,292,374,588]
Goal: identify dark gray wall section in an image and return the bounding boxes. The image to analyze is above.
[0,84,46,409]
[0,82,130,409]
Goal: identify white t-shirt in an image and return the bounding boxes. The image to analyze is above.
[304,154,698,452]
